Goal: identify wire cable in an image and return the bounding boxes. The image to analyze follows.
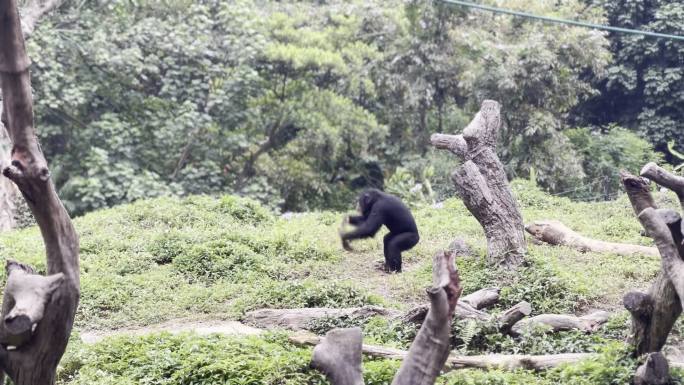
[438,0,684,42]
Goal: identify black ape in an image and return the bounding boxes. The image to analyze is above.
[340,189,419,272]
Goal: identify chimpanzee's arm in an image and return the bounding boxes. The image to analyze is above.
[348,215,365,225]
[342,206,384,241]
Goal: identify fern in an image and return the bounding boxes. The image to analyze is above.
[456,319,481,354]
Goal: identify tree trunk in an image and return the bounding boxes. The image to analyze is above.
[620,172,682,356]
[0,1,79,384]
[431,100,526,269]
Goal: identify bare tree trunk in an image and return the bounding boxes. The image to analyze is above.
[525,220,659,257]
[310,250,462,385]
[620,171,682,359]
[431,100,526,269]
[0,1,79,384]
[0,0,63,232]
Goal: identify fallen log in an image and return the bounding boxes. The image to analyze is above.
[510,311,611,336]
[525,220,659,257]
[291,332,597,371]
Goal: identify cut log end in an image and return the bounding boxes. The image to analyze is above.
[311,328,364,385]
[635,352,670,385]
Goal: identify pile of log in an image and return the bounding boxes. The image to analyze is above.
[243,287,610,338]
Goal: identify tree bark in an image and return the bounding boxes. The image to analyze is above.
[311,328,364,385]
[525,220,659,257]
[0,0,62,232]
[0,1,79,384]
[431,100,526,269]
[620,171,682,359]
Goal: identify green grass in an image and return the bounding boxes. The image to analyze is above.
[1,179,678,384]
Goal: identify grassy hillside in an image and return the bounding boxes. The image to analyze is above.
[2,180,681,384]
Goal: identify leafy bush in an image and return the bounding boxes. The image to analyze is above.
[565,126,662,201]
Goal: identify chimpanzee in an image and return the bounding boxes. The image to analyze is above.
[339,189,419,273]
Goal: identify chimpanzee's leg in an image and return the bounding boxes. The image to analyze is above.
[383,232,396,271]
[386,232,419,272]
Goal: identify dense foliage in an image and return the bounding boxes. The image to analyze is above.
[24,0,671,214]
[577,0,684,155]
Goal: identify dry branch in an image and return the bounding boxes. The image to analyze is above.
[641,162,684,209]
[0,1,79,384]
[431,100,526,269]
[525,220,659,256]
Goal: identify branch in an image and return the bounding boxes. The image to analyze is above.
[637,208,684,309]
[641,162,684,208]
[620,171,657,214]
[21,0,64,39]
[390,250,462,385]
[430,133,467,159]
[525,220,659,257]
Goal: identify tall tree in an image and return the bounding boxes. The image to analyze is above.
[577,0,684,154]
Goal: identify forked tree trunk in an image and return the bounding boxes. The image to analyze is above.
[620,167,684,385]
[431,100,526,269]
[0,1,79,384]
[620,171,682,358]
[311,250,462,385]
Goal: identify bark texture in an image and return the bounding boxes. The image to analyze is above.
[620,171,683,359]
[0,1,79,384]
[525,220,658,257]
[431,100,526,269]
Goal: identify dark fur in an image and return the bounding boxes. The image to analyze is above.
[341,189,419,272]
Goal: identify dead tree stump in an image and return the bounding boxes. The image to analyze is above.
[431,100,526,269]
[0,1,80,384]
